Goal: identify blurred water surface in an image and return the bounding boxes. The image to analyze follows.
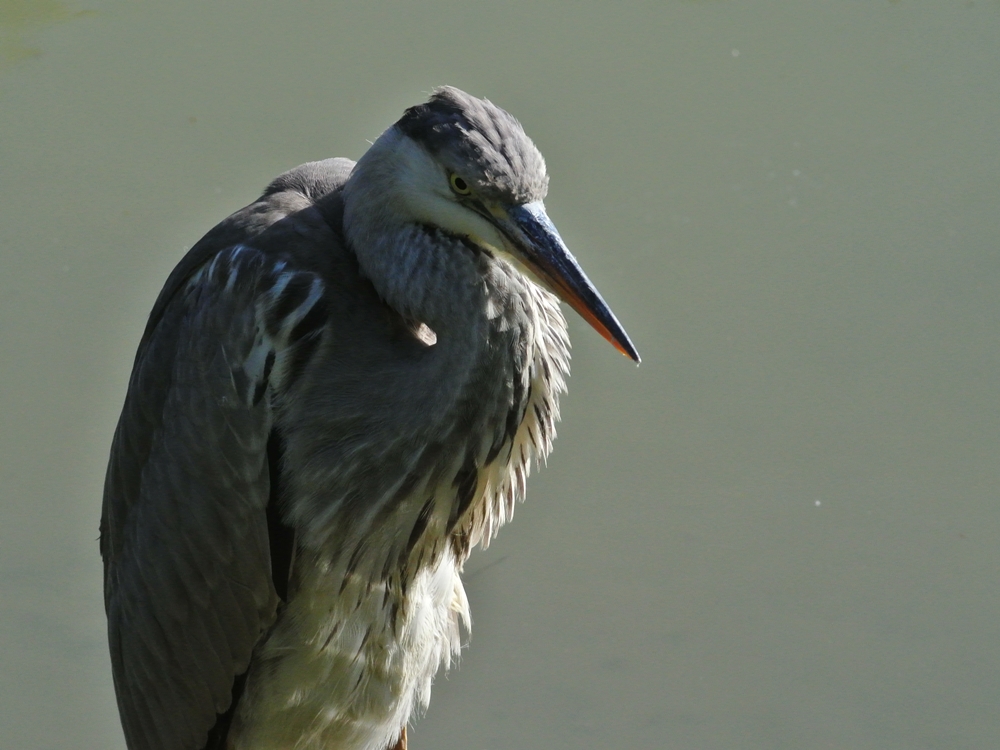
[2,2,999,748]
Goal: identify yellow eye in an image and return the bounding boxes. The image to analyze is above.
[449,173,472,196]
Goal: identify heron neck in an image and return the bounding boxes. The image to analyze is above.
[366,225,517,423]
[342,127,499,343]
[367,226,489,333]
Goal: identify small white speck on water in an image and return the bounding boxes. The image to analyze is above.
[731,49,740,57]
[814,499,822,507]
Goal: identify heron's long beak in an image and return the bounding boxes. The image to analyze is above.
[494,201,640,363]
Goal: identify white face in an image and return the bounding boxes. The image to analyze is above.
[391,133,511,256]
[389,132,567,296]
[348,127,556,299]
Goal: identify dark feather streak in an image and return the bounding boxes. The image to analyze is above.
[404,498,435,564]
[341,537,368,594]
[288,295,327,345]
[447,454,480,532]
[252,351,275,406]
[266,275,313,337]
[265,430,294,603]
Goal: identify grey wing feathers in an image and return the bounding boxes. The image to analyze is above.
[101,245,325,750]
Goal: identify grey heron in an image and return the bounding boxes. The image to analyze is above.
[100,86,639,750]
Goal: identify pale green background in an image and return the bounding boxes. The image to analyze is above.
[2,1,999,748]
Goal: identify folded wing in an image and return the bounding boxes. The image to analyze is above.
[100,244,325,750]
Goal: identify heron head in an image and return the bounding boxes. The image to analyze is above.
[347,87,639,362]
[396,86,549,205]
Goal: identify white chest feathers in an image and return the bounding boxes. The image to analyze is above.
[227,548,469,750]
